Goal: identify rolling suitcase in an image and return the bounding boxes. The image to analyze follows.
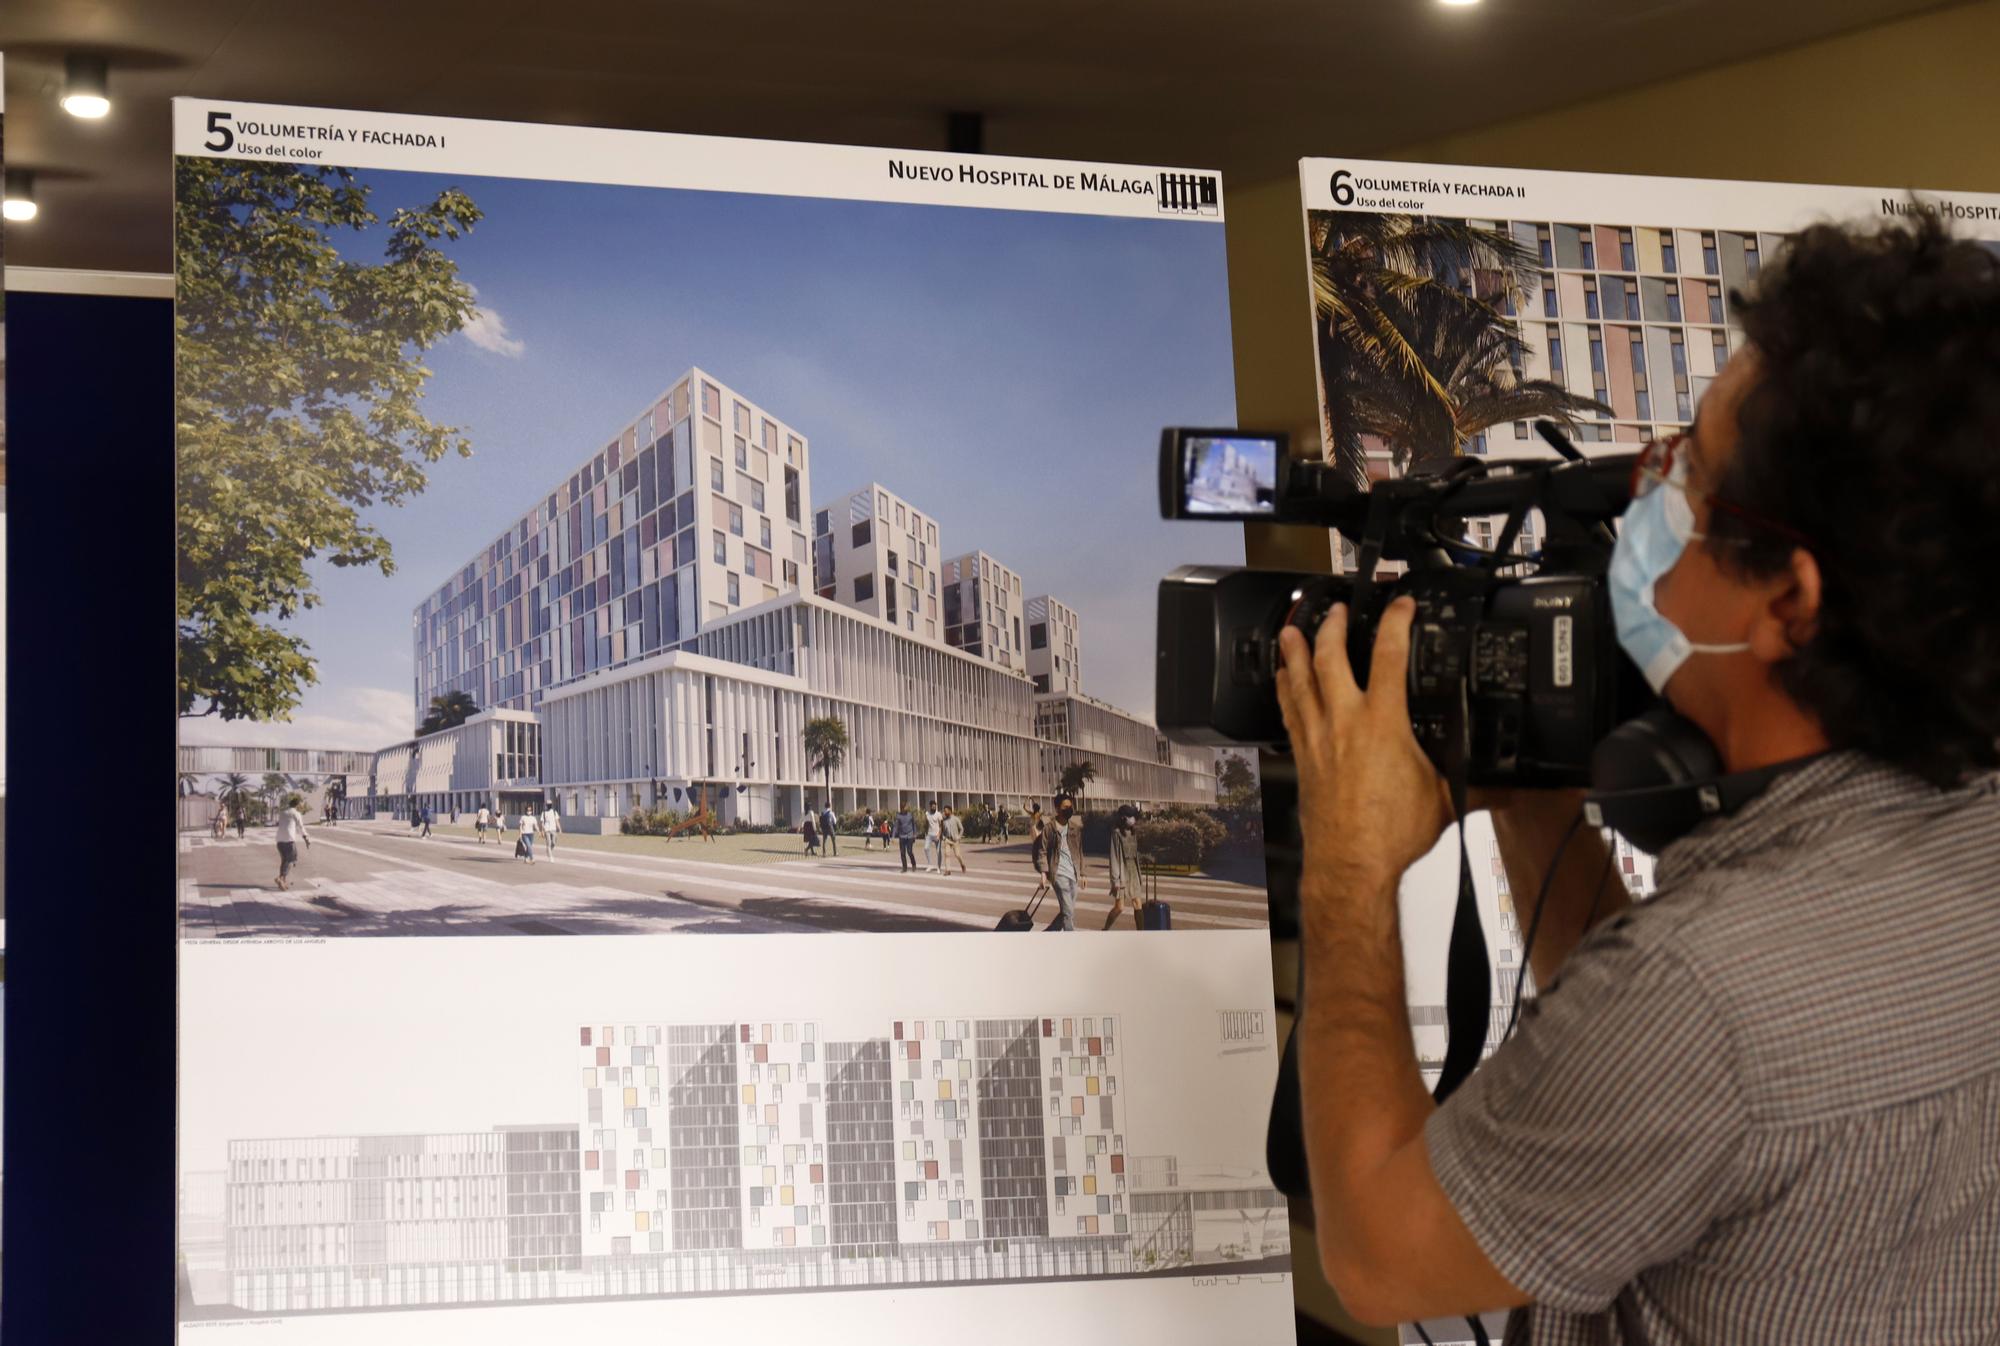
[1138,863,1171,930]
[997,886,1046,932]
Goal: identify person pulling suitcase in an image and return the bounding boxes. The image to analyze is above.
[1102,804,1144,930]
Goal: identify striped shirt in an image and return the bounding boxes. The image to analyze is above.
[1427,753,2000,1344]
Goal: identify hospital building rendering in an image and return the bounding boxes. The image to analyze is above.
[368,367,1217,827]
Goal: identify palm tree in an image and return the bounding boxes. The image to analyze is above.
[1309,211,1606,486]
[420,690,479,736]
[216,772,252,824]
[177,770,205,799]
[803,715,850,809]
[1058,760,1097,799]
[260,771,290,811]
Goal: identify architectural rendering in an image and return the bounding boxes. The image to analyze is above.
[181,1011,1287,1317]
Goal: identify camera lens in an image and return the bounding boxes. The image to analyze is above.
[1281,577,1346,640]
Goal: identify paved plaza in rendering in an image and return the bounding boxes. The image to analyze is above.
[178,821,1270,938]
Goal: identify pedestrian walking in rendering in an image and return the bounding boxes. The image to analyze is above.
[821,803,841,856]
[941,806,967,875]
[1042,792,1084,931]
[802,813,820,856]
[516,809,538,864]
[450,805,458,825]
[925,801,944,872]
[540,803,561,858]
[993,804,1010,844]
[1102,804,1143,930]
[1026,806,1050,906]
[476,805,491,843]
[420,805,433,839]
[274,793,311,891]
[895,804,919,872]
[861,809,876,850]
[880,814,894,850]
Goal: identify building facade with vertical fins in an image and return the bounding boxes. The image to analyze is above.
[377,366,1216,826]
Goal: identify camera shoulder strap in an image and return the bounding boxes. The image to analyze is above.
[1433,606,1491,1105]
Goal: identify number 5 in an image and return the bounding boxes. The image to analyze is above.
[204,110,235,153]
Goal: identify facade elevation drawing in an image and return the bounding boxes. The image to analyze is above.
[179,936,1294,1340]
[184,1012,1287,1318]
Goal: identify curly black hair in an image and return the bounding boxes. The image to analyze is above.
[1707,212,2000,786]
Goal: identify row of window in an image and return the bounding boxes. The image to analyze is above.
[1533,224,1756,278]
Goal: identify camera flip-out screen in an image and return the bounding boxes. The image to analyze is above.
[1164,429,1284,520]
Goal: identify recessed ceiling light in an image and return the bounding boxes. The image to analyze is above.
[1440,0,1482,6]
[60,54,113,119]
[3,171,37,223]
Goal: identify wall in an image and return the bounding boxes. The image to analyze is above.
[1396,0,2000,192]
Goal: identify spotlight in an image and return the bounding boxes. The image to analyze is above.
[1439,0,1482,6]
[60,54,113,119]
[2,171,36,223]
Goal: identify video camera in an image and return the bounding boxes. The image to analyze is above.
[1155,427,1652,788]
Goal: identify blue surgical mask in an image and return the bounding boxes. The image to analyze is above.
[1610,468,1749,694]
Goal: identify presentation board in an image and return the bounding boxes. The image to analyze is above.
[1295,154,2000,1345]
[171,100,1291,1342]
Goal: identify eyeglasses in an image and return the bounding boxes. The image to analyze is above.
[1632,433,1810,547]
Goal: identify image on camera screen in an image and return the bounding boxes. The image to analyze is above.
[1184,435,1278,515]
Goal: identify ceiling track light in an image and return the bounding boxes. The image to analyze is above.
[61,53,113,119]
[3,169,37,223]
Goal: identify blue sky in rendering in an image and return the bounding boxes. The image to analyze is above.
[185,167,1242,749]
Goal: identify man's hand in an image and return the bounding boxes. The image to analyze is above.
[1276,597,1454,892]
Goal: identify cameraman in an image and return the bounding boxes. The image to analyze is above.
[1276,216,2000,1340]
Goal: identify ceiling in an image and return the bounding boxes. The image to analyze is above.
[1,0,1957,273]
